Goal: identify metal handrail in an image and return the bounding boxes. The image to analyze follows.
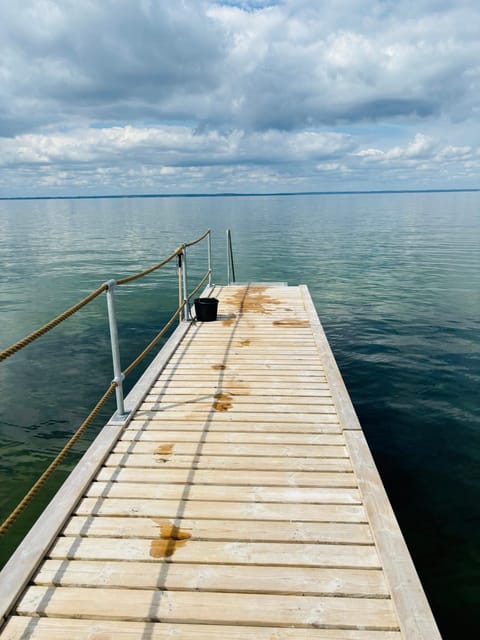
[227,228,236,284]
[0,230,212,536]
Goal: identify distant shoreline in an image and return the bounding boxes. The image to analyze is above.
[1,188,479,202]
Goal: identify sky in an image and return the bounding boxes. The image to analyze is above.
[1,0,479,196]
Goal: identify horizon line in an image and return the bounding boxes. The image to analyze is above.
[1,187,479,201]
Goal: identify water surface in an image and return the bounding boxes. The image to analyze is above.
[0,192,479,637]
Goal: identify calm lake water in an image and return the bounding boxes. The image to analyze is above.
[1,192,479,637]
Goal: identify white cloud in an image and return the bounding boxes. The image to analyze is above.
[0,1,479,194]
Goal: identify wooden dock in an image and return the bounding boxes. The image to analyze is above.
[0,284,441,639]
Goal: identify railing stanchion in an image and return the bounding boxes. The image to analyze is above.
[207,230,212,286]
[177,251,183,325]
[105,280,126,417]
[227,228,235,284]
[182,245,189,321]
[227,229,231,285]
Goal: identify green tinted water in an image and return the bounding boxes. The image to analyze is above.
[0,192,479,637]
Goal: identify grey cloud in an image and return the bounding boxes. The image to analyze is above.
[0,1,479,195]
[0,0,225,135]
[2,0,480,137]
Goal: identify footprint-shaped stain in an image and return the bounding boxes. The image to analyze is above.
[150,519,192,558]
[155,443,174,462]
[213,392,233,411]
[273,319,309,327]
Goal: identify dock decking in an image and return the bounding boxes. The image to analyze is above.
[0,284,440,639]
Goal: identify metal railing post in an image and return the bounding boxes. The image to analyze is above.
[227,229,231,285]
[182,245,189,321]
[207,230,212,286]
[177,250,183,325]
[105,280,126,417]
[227,228,235,284]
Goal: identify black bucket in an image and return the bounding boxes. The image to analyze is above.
[194,297,219,322]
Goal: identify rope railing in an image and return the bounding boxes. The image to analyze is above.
[0,381,117,537]
[187,270,211,305]
[116,246,182,286]
[0,283,108,364]
[123,301,186,378]
[183,228,211,248]
[0,229,212,536]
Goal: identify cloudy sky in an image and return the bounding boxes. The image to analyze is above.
[1,0,479,196]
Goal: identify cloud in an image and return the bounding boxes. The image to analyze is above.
[0,125,477,195]
[0,0,225,135]
[0,0,479,194]
[0,125,352,172]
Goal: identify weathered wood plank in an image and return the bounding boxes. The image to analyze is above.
[16,586,399,630]
[86,481,362,504]
[1,617,403,640]
[95,467,356,486]
[113,441,348,457]
[105,453,352,471]
[62,516,371,544]
[142,403,337,416]
[157,372,329,381]
[144,393,334,404]
[134,411,341,424]
[49,537,380,568]
[128,418,343,433]
[151,384,332,395]
[75,498,368,522]
[35,559,384,595]
[121,430,343,445]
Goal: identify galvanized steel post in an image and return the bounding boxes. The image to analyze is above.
[177,250,183,325]
[227,228,235,284]
[207,230,212,286]
[105,279,126,417]
[181,244,189,321]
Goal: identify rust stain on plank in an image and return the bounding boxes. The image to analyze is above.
[154,444,174,462]
[150,519,192,558]
[273,319,309,327]
[213,392,233,411]
[223,286,280,314]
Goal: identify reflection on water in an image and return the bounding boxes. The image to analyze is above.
[1,192,479,638]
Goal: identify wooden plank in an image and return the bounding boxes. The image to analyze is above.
[105,453,351,471]
[49,537,380,568]
[151,384,332,394]
[163,361,323,368]
[155,374,329,382]
[128,419,342,434]
[75,498,368,522]
[138,404,338,415]
[113,441,348,457]
[16,586,399,630]
[166,354,322,362]
[34,559,385,595]
[141,401,337,413]
[96,467,357,487]
[145,392,334,403]
[62,516,372,544]
[120,430,344,445]
[135,411,340,423]
[86,481,362,504]
[1,617,403,640]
